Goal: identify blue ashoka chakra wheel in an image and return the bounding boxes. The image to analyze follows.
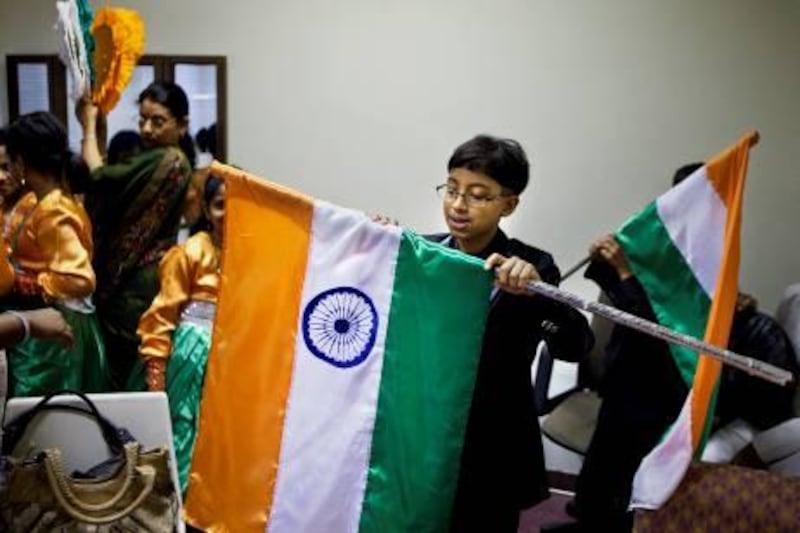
[302,286,379,368]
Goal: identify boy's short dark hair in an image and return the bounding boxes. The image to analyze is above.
[672,162,703,187]
[448,134,530,194]
[106,130,141,165]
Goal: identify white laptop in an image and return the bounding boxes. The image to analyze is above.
[3,391,184,531]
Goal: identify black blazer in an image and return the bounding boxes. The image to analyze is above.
[429,230,594,529]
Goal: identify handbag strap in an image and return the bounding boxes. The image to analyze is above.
[2,390,130,456]
[44,443,139,512]
[43,445,157,524]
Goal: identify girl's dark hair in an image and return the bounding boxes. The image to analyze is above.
[195,123,218,158]
[178,133,197,170]
[138,81,189,119]
[6,111,90,193]
[190,174,224,235]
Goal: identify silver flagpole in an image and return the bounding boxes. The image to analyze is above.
[524,280,794,386]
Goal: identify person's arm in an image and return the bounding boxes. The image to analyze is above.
[76,97,104,171]
[484,253,541,294]
[0,308,73,348]
[523,246,594,360]
[487,249,594,360]
[585,234,658,321]
[137,245,193,391]
[536,262,595,361]
[82,146,169,197]
[539,302,594,361]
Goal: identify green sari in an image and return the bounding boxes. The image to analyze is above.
[86,147,192,390]
[3,194,110,397]
[6,303,108,397]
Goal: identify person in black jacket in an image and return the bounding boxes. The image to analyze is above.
[429,134,594,532]
[564,236,799,532]
[548,163,800,532]
[564,235,689,532]
[716,296,798,431]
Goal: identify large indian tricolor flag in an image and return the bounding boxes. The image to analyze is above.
[184,163,493,532]
[617,132,757,509]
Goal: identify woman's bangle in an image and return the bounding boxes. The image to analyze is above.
[82,133,96,142]
[6,310,30,343]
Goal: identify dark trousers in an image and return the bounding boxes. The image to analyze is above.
[573,347,687,531]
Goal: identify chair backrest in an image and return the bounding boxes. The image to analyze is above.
[578,291,614,389]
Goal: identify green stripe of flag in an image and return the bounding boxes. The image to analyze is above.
[358,231,492,532]
[616,203,712,385]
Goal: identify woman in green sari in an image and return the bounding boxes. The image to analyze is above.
[78,82,192,389]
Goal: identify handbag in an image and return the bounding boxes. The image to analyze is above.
[0,390,178,532]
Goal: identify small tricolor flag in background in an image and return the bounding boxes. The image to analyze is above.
[185,162,493,532]
[616,132,757,509]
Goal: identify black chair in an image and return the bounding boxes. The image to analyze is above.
[535,293,614,455]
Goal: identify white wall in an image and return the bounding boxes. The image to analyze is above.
[2,0,799,309]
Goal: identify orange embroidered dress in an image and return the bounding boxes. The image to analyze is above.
[5,189,108,396]
[136,230,220,493]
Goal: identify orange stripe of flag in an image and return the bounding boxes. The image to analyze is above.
[705,131,758,208]
[690,133,753,448]
[185,163,314,532]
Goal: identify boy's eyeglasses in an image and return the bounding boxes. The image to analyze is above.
[435,184,508,208]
